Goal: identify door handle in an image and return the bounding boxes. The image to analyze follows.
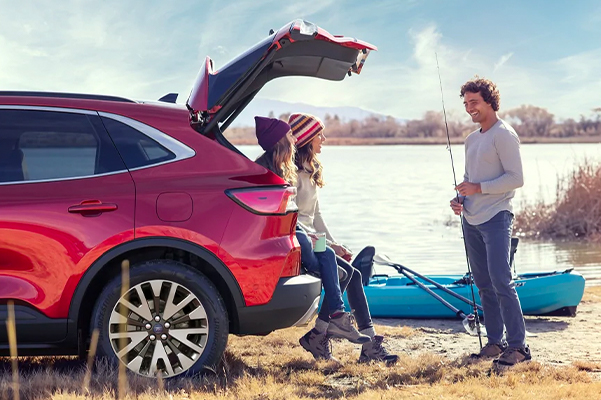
[68,200,118,215]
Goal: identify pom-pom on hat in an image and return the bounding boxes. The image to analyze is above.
[254,116,291,151]
[288,113,325,148]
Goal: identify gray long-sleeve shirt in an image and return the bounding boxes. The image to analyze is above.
[462,118,524,225]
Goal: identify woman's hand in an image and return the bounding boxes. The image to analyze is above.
[330,243,345,257]
[341,246,353,262]
[331,243,352,261]
[307,233,318,246]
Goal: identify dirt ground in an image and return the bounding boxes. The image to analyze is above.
[372,287,601,369]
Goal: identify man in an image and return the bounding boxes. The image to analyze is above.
[450,77,530,367]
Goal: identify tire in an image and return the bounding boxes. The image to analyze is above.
[91,260,229,378]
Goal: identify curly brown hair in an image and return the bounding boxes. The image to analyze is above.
[460,76,500,111]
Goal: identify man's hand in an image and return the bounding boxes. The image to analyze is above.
[455,181,481,196]
[450,197,464,216]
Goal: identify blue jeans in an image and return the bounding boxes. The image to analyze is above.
[463,211,526,348]
[296,228,344,313]
[318,256,374,331]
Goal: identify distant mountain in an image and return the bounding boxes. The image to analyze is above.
[229,98,405,127]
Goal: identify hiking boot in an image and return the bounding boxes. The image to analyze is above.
[327,312,371,344]
[470,342,508,359]
[299,329,338,361]
[493,345,532,366]
[358,335,398,364]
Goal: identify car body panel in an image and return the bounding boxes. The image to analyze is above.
[127,147,300,306]
[0,173,136,319]
[217,207,300,306]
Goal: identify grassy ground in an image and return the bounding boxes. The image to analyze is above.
[2,288,601,400]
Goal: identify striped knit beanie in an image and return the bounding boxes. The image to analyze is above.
[288,113,325,148]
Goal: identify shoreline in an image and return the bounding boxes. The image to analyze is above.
[374,285,601,369]
[230,136,601,146]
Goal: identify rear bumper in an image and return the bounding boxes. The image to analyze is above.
[235,274,321,335]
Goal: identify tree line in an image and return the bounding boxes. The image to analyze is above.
[227,106,601,141]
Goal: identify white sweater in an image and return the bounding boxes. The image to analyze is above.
[295,169,336,244]
[463,118,524,225]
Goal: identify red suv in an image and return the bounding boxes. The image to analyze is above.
[0,20,375,377]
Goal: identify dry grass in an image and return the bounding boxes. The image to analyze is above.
[581,285,601,303]
[572,360,601,372]
[515,159,601,240]
[2,347,600,400]
[2,288,601,399]
[2,321,601,400]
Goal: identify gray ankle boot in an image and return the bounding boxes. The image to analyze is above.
[327,312,371,344]
[359,335,398,364]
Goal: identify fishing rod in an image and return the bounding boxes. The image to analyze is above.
[378,257,483,312]
[435,53,483,350]
[373,254,484,336]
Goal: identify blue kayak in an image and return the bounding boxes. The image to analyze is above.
[342,269,585,318]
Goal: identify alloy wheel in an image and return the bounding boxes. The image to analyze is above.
[108,279,209,377]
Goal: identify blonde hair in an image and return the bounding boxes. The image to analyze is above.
[256,134,297,185]
[295,140,324,188]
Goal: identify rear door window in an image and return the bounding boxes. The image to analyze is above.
[101,117,176,170]
[0,109,126,183]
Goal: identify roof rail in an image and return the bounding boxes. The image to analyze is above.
[0,91,136,103]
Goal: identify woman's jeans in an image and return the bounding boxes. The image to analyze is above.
[296,228,344,314]
[462,211,526,348]
[318,256,374,331]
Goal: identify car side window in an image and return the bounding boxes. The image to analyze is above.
[101,117,176,170]
[0,109,126,183]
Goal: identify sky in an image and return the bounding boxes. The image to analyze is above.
[1,0,601,122]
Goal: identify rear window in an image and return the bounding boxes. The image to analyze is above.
[101,117,176,169]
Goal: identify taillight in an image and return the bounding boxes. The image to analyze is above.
[226,186,298,215]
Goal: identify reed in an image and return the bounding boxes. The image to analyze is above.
[118,259,130,399]
[6,301,19,400]
[515,159,601,240]
[82,329,99,394]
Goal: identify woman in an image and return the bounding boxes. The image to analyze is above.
[253,116,370,362]
[288,113,398,364]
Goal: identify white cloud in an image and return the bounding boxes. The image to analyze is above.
[1,1,600,121]
[494,52,513,72]
[261,24,452,119]
[258,23,476,120]
[263,24,601,121]
[544,48,601,117]
[0,1,205,99]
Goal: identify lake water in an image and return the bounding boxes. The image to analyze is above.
[240,143,601,285]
